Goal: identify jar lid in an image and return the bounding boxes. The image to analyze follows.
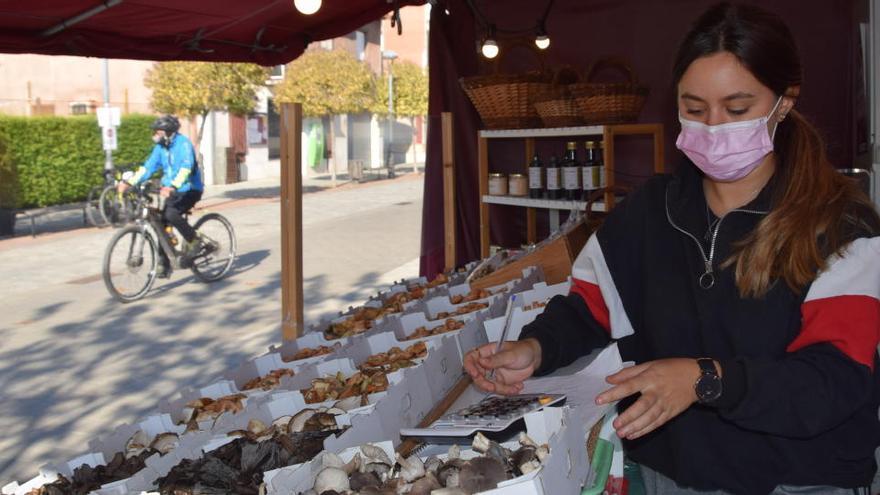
[509,173,526,178]
[489,173,506,178]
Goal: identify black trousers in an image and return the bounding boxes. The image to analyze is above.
[164,189,202,243]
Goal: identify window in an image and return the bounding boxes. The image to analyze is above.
[70,102,88,115]
[270,65,284,79]
[319,39,333,50]
[355,31,366,60]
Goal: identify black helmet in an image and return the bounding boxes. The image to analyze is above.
[151,114,180,135]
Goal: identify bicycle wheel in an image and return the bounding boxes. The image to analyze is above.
[103,225,159,302]
[85,185,107,227]
[99,185,137,227]
[190,213,236,282]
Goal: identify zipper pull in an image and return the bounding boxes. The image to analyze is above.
[699,261,715,290]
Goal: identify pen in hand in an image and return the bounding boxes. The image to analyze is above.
[486,294,517,383]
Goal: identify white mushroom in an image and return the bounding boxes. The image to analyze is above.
[471,432,491,453]
[447,444,461,460]
[288,408,316,433]
[325,407,346,415]
[517,432,538,448]
[124,430,149,459]
[314,467,350,493]
[321,452,346,470]
[519,458,541,474]
[149,432,179,455]
[536,445,550,462]
[333,396,362,411]
[396,453,426,482]
[361,443,393,466]
[272,415,293,432]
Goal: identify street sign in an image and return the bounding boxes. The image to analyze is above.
[102,126,118,151]
[97,106,121,128]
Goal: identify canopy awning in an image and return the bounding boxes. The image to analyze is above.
[0,0,423,65]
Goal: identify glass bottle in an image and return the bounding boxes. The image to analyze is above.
[528,153,544,199]
[562,141,582,201]
[545,155,561,200]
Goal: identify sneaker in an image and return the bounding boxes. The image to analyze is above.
[179,237,205,268]
[156,261,171,279]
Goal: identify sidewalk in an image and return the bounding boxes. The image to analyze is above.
[8,162,425,239]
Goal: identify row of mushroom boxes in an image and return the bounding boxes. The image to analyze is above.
[3,269,579,495]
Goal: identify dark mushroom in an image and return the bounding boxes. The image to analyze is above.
[458,457,509,494]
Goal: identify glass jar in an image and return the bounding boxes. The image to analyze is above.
[488,173,508,196]
[508,174,528,197]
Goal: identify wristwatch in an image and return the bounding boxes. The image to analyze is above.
[695,358,722,404]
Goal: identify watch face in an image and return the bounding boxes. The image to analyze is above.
[696,374,722,403]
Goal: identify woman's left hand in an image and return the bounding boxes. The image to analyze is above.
[595,358,706,440]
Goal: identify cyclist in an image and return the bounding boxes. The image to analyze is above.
[119,114,205,277]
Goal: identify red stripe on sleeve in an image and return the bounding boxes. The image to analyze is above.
[570,278,611,334]
[788,295,880,370]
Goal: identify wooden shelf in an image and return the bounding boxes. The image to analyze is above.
[477,122,665,257]
[479,126,605,139]
[482,194,613,212]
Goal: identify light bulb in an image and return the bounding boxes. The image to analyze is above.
[481,39,499,59]
[294,0,321,15]
[535,35,550,50]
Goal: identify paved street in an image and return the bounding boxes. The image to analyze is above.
[0,172,424,485]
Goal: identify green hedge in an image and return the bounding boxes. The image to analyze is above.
[0,114,156,208]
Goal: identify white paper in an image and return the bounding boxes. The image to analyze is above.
[521,343,625,426]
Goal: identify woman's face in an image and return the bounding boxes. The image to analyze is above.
[677,51,782,126]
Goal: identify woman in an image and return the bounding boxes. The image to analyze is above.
[463,3,880,494]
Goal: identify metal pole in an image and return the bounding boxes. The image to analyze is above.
[102,59,114,172]
[387,70,395,178]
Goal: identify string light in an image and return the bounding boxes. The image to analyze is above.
[294,0,321,15]
[535,22,550,49]
[481,24,499,59]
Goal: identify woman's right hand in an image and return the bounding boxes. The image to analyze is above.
[463,338,542,395]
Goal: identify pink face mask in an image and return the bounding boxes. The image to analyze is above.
[675,96,783,182]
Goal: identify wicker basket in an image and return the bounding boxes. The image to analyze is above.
[533,67,584,128]
[460,71,554,129]
[569,57,648,124]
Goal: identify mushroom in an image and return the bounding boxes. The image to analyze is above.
[349,470,381,491]
[396,453,426,482]
[343,453,363,475]
[314,467,350,493]
[536,445,549,462]
[447,444,461,460]
[517,432,538,448]
[409,472,442,495]
[333,396,362,411]
[424,456,443,475]
[149,432,179,455]
[321,452,345,470]
[361,444,394,466]
[458,457,508,493]
[436,459,464,488]
[289,408,316,433]
[363,462,392,481]
[272,414,293,432]
[471,433,511,467]
[124,430,149,459]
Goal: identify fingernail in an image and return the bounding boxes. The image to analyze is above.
[595,397,604,405]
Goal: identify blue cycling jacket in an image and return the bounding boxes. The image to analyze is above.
[129,133,204,193]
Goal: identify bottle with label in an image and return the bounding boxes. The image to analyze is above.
[562,141,582,201]
[164,224,178,246]
[582,141,601,194]
[528,153,544,199]
[545,155,562,200]
[598,140,607,189]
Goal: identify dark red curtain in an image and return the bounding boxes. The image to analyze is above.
[420,0,863,278]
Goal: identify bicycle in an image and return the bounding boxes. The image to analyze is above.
[84,163,140,228]
[102,181,236,303]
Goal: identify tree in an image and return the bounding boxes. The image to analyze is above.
[144,62,269,146]
[380,60,428,165]
[379,60,428,118]
[273,49,381,117]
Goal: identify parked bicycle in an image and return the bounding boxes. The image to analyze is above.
[102,181,236,302]
[84,163,141,227]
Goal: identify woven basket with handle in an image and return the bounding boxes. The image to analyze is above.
[569,57,649,124]
[533,67,584,128]
[460,45,554,129]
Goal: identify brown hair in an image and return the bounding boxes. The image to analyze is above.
[673,2,880,298]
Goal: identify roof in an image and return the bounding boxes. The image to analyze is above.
[0,0,424,65]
